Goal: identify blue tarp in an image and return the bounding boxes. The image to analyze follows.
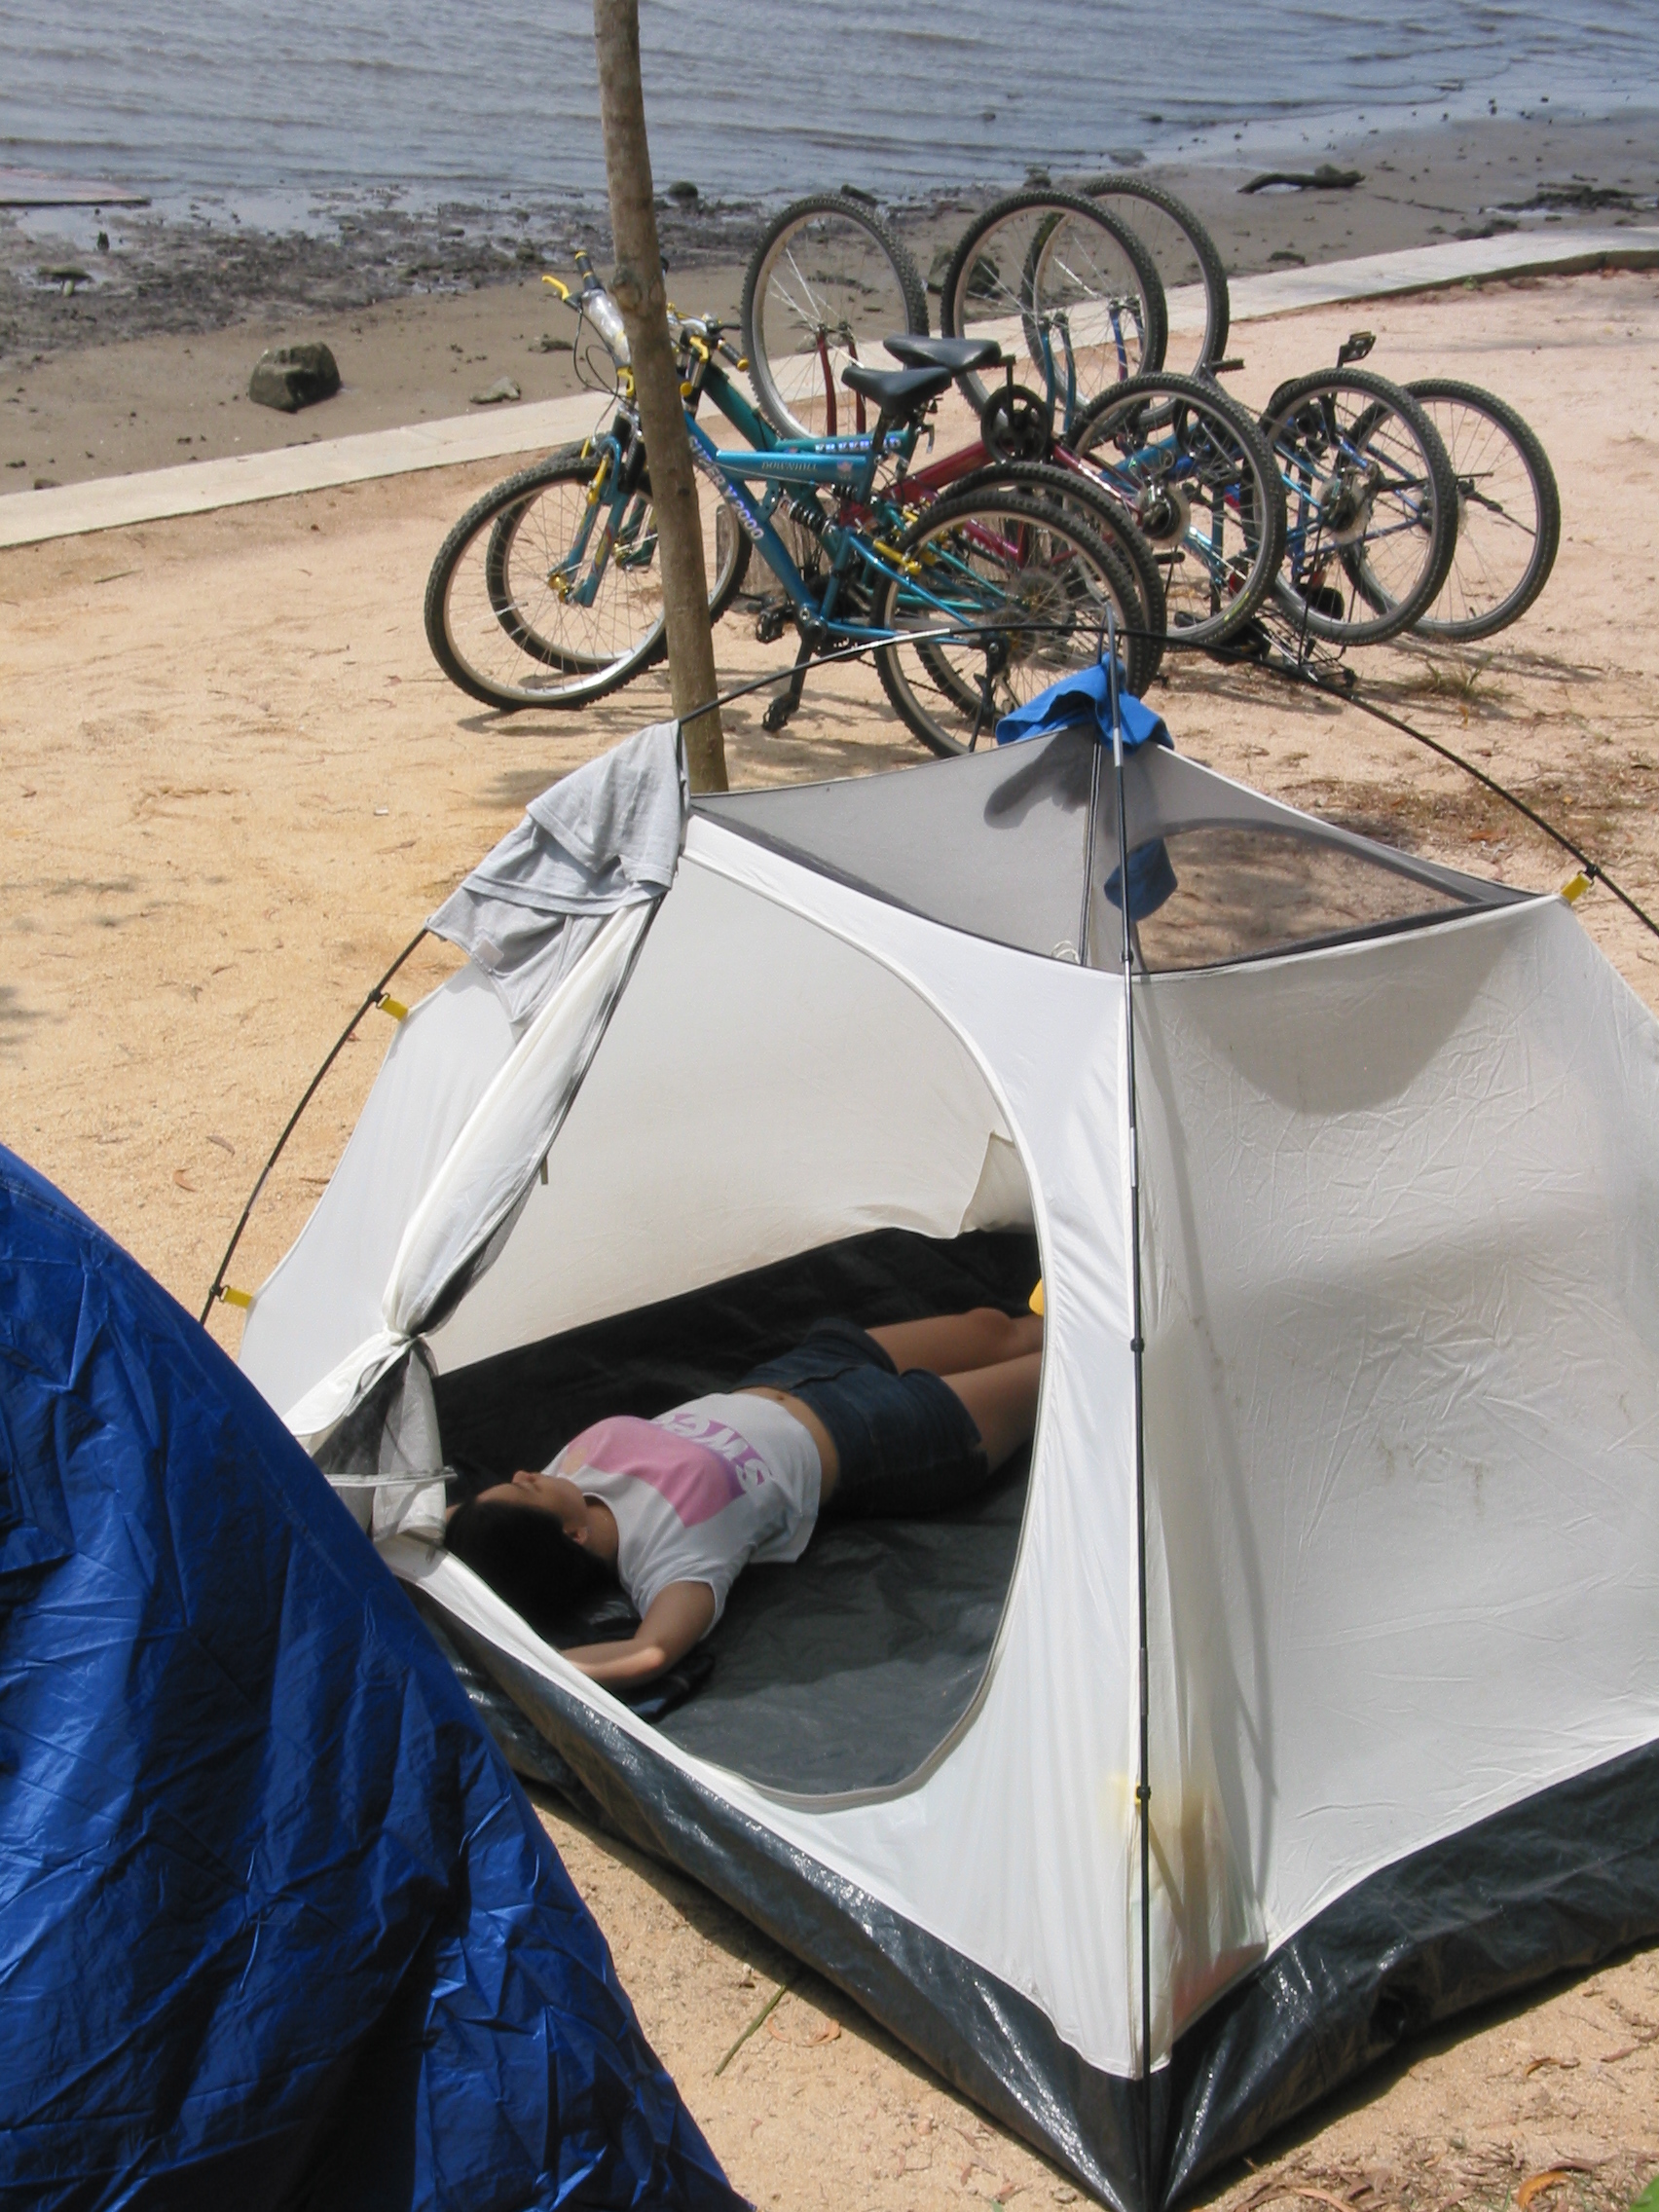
[0,1146,744,2212]
[994,660,1171,751]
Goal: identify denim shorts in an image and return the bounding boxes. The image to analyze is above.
[736,1318,990,1519]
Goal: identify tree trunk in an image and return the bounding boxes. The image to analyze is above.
[592,0,727,793]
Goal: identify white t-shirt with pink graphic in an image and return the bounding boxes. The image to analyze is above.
[547,1392,822,1630]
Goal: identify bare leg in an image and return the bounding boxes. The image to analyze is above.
[940,1350,1042,1472]
[867,1306,1042,1378]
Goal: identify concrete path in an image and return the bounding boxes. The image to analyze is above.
[3,224,1654,550]
[0,389,612,550]
[1167,221,1659,332]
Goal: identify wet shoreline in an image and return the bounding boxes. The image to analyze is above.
[2,110,1653,495]
[3,109,1654,367]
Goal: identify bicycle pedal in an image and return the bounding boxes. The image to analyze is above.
[761,697,794,734]
[755,604,789,645]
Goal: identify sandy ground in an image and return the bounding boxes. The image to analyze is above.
[3,266,1658,2208]
[3,110,1655,486]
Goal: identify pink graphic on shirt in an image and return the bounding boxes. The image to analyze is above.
[568,1413,771,1528]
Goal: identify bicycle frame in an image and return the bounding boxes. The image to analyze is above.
[677,352,1033,642]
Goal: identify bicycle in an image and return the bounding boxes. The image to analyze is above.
[424,255,1157,756]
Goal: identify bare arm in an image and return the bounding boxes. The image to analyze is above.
[560,1579,716,1687]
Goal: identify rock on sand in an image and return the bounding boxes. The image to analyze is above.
[248,342,342,414]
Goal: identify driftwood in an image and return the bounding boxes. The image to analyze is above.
[1240,165,1364,195]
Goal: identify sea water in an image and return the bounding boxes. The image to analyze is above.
[2,0,1653,218]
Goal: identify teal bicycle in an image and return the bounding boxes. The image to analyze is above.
[424,255,1155,755]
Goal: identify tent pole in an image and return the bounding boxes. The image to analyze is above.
[1078,737,1102,967]
[1105,617,1156,2208]
[197,927,430,1324]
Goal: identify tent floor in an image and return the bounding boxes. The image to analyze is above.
[434,1226,1039,1797]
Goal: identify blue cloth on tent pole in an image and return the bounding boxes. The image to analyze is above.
[0,1146,743,2212]
[1103,838,1181,922]
[994,660,1171,751]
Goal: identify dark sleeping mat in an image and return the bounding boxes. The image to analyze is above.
[431,1227,1038,1796]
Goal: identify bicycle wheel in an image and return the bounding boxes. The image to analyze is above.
[873,486,1153,757]
[940,457,1167,681]
[940,190,1167,429]
[424,445,749,711]
[1404,379,1561,642]
[1080,177,1231,375]
[1261,370,1457,646]
[1069,372,1286,647]
[741,193,929,441]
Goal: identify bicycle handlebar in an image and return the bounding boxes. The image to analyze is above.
[542,262,746,379]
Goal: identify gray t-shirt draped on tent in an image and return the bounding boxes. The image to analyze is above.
[427,719,687,1025]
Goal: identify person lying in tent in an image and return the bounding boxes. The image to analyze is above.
[444,1307,1043,1688]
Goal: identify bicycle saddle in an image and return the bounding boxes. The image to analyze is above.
[840,360,955,417]
[882,334,1004,373]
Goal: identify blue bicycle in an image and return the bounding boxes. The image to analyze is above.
[424,256,1156,755]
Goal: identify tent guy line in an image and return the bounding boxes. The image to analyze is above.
[1286,666,1659,940]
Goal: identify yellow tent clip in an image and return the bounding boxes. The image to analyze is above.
[1029,1277,1045,1317]
[1561,871,1593,905]
[377,994,409,1022]
[217,1285,253,1309]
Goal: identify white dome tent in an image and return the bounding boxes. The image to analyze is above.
[237,710,1659,2210]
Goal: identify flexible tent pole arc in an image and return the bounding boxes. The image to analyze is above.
[198,927,430,1323]
[1101,618,1157,2202]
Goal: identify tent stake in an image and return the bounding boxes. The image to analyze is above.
[1105,615,1157,2206]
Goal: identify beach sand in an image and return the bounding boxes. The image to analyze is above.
[3,109,1655,486]
[4,252,1659,2206]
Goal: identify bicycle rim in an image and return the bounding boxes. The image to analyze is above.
[1264,371,1456,645]
[1078,177,1231,375]
[874,489,1148,756]
[741,194,928,440]
[940,191,1167,428]
[1406,379,1561,642]
[425,453,742,710]
[940,459,1168,679]
[1071,373,1286,646]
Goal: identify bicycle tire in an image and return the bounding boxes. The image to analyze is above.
[741,193,929,441]
[1080,177,1231,373]
[872,485,1155,756]
[939,189,1168,425]
[1261,368,1457,646]
[941,458,1167,680]
[1404,378,1561,642]
[424,445,749,711]
[1069,371,1286,647]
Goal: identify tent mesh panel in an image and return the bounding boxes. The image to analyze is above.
[697,730,1520,970]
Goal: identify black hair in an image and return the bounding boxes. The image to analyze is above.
[444,1497,617,1644]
